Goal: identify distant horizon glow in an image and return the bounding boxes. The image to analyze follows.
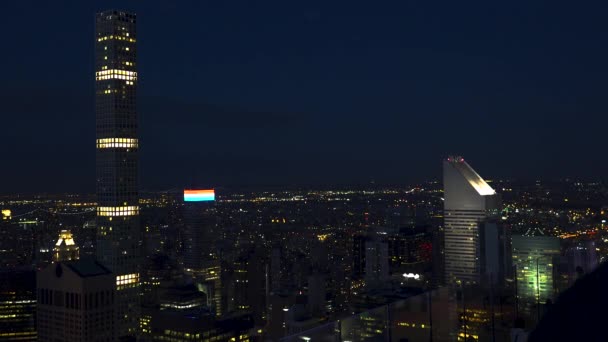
[184,189,215,202]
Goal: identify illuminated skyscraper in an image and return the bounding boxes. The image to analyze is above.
[443,156,501,285]
[182,189,217,269]
[182,189,223,316]
[95,10,140,337]
[512,232,560,313]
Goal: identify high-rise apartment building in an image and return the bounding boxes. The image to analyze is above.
[95,10,141,337]
[443,156,501,285]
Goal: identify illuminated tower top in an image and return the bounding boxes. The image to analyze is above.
[53,230,79,262]
[444,156,500,211]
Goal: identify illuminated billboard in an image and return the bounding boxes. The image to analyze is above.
[184,189,215,202]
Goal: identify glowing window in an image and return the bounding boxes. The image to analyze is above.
[97,35,136,43]
[95,69,137,81]
[97,206,139,217]
[116,273,139,289]
[96,138,138,149]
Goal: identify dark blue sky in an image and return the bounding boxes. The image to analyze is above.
[2,0,608,193]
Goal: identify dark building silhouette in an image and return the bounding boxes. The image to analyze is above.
[0,269,37,340]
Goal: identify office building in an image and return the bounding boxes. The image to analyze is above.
[53,229,80,262]
[182,189,217,270]
[0,269,37,341]
[160,284,207,312]
[364,237,390,287]
[387,226,433,275]
[195,261,223,317]
[565,241,598,276]
[443,156,501,285]
[352,234,367,280]
[227,256,250,313]
[182,189,223,316]
[37,260,115,341]
[512,231,560,312]
[145,311,253,342]
[479,220,512,287]
[556,240,598,292]
[95,10,141,337]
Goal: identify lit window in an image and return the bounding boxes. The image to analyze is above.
[116,273,139,289]
[97,206,139,217]
[96,138,138,149]
[95,69,137,81]
[97,35,136,43]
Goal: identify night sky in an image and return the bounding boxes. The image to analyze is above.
[3,1,608,193]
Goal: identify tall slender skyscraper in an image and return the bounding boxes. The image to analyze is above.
[95,10,140,338]
[443,156,501,285]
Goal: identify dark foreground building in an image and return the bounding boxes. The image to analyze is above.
[37,260,115,341]
[0,268,37,341]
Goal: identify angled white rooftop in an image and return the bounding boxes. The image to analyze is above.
[446,156,495,196]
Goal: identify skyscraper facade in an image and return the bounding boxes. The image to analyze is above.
[512,233,560,310]
[94,10,140,337]
[479,220,512,287]
[0,269,37,341]
[37,260,115,341]
[182,189,223,316]
[182,189,217,269]
[443,156,501,285]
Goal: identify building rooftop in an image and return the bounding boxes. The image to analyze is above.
[64,259,112,278]
[447,156,496,196]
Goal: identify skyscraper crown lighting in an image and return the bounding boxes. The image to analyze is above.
[446,156,496,196]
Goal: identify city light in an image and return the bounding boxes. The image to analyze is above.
[97,206,139,217]
[402,273,421,280]
[184,189,215,202]
[95,69,137,81]
[96,138,138,149]
[117,273,139,287]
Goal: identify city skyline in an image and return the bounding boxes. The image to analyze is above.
[4,1,608,193]
[2,3,608,341]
